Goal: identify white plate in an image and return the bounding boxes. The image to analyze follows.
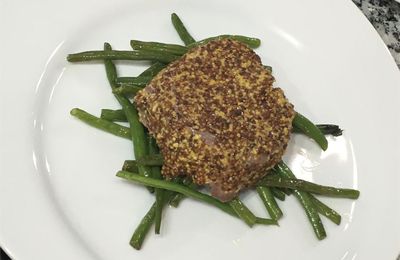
[1,0,399,259]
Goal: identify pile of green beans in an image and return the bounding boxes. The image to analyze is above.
[67,13,359,250]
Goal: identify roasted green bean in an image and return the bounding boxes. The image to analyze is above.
[130,202,156,250]
[292,113,328,151]
[122,160,139,173]
[189,35,261,49]
[255,217,279,226]
[171,13,196,45]
[130,40,188,56]
[256,186,283,220]
[229,199,257,227]
[115,76,152,87]
[293,124,343,137]
[101,109,127,122]
[260,175,359,199]
[310,195,341,225]
[138,62,166,78]
[271,188,286,201]
[67,49,179,63]
[136,154,164,166]
[70,108,131,139]
[148,137,165,234]
[169,178,198,207]
[274,161,326,240]
[112,85,142,96]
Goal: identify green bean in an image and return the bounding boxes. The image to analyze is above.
[100,109,127,122]
[104,43,153,182]
[278,187,293,196]
[67,49,179,63]
[148,137,165,234]
[310,195,341,225]
[259,175,359,199]
[70,108,131,139]
[256,186,283,220]
[113,63,166,96]
[229,199,257,227]
[292,112,328,151]
[122,160,139,173]
[154,193,166,235]
[130,201,156,250]
[136,154,164,166]
[165,176,185,206]
[255,217,279,226]
[297,188,327,239]
[130,190,175,250]
[138,62,166,78]
[115,76,152,87]
[103,46,118,85]
[130,40,188,56]
[171,13,196,45]
[315,124,343,137]
[189,35,261,49]
[116,170,236,217]
[112,85,143,96]
[293,124,343,137]
[268,171,292,195]
[271,188,286,201]
[166,176,185,207]
[169,193,184,208]
[169,178,198,207]
[274,161,326,240]
[263,65,273,73]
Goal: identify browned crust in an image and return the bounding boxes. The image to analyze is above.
[135,39,295,201]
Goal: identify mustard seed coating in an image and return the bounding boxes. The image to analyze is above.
[134,39,295,201]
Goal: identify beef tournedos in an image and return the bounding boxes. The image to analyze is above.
[134,39,295,202]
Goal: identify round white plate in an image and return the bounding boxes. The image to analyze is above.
[1,0,399,259]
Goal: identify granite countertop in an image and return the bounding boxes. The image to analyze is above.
[0,1,399,260]
[353,0,400,68]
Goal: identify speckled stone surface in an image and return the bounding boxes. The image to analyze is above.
[353,0,400,68]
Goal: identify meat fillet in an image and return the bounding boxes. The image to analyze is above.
[134,39,295,201]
